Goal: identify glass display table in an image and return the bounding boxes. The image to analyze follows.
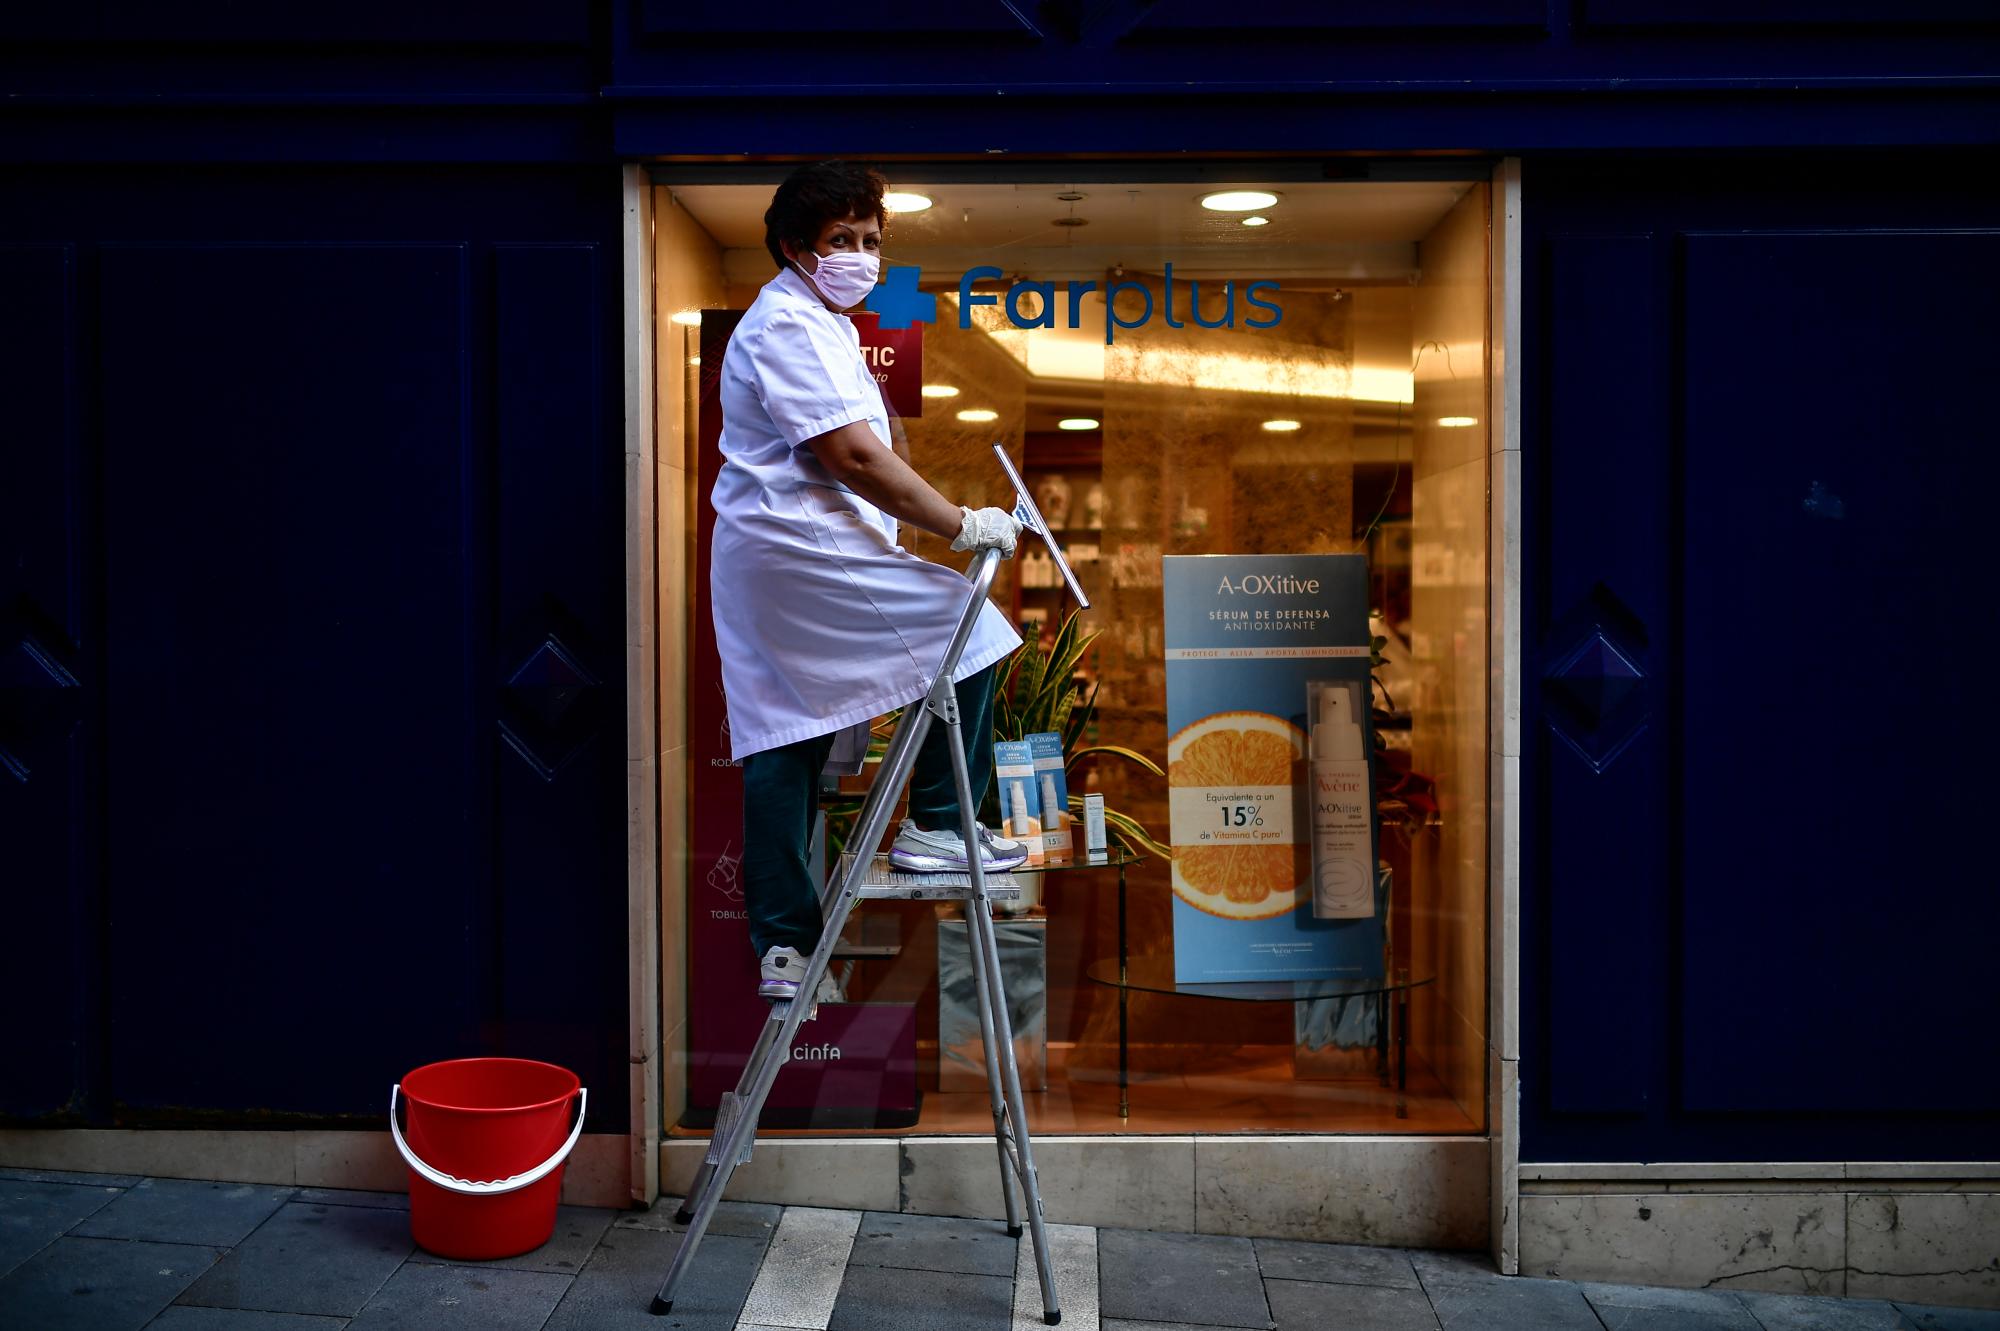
[1026,850,1433,1119]
[1084,956,1433,1118]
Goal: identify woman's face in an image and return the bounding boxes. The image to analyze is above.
[782,211,884,305]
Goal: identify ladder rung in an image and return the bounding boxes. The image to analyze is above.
[841,853,1021,901]
[706,1092,755,1168]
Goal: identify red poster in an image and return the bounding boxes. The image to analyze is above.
[685,309,918,1129]
[846,311,924,419]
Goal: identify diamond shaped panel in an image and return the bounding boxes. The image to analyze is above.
[499,633,602,780]
[1543,624,1650,774]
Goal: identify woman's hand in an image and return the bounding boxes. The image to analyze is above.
[951,506,1021,555]
[805,420,968,541]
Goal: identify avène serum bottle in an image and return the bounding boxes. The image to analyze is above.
[1309,680,1375,920]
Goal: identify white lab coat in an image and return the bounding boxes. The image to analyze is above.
[710,266,1022,762]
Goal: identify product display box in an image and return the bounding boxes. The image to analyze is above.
[1162,554,1386,984]
[1028,731,1072,863]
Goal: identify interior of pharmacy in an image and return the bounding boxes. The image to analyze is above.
[655,167,1492,1138]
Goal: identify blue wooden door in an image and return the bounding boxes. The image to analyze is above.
[0,166,630,1129]
[1521,154,2000,1162]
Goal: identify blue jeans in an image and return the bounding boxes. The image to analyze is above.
[740,664,999,959]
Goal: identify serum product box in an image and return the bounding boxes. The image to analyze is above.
[1307,679,1375,919]
[1163,554,1384,983]
[1027,732,1072,864]
[993,739,1044,866]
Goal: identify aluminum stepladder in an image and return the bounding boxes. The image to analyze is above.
[651,444,1086,1324]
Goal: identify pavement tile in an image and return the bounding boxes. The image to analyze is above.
[293,1187,409,1211]
[1104,1322,1268,1331]
[1266,1277,1442,1331]
[1013,1222,1095,1331]
[175,1200,411,1317]
[407,1204,616,1274]
[1896,1305,2000,1331]
[70,1177,293,1247]
[147,1308,349,1329]
[1408,1248,1505,1286]
[0,1234,221,1331]
[618,1197,781,1240]
[830,1263,1014,1331]
[1580,1281,1763,1331]
[345,1261,571,1331]
[544,1226,767,1331]
[0,1176,126,1278]
[1098,1228,1272,1329]
[1425,1273,1604,1330]
[1736,1291,1918,1330]
[1253,1237,1421,1289]
[848,1209,1019,1278]
[739,1206,859,1329]
[0,1167,145,1188]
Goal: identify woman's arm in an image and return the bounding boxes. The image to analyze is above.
[806,420,964,540]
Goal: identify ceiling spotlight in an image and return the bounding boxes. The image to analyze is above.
[1437,416,1480,428]
[1058,418,1100,431]
[957,408,999,423]
[883,191,933,213]
[1201,190,1280,212]
[1240,216,1271,228]
[1262,419,1302,432]
[670,310,702,326]
[921,384,961,398]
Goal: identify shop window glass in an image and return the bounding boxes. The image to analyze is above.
[660,173,1491,1136]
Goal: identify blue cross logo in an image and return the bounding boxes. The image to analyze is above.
[864,266,936,330]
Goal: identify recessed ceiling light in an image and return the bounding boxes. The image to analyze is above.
[883,191,933,213]
[1201,190,1280,212]
[1437,416,1479,428]
[957,408,999,423]
[921,384,961,398]
[1240,215,1270,228]
[670,310,702,326]
[1262,419,1302,432]
[1058,417,1100,431]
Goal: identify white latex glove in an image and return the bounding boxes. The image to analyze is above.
[950,505,1022,557]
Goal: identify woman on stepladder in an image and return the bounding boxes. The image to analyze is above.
[708,160,1028,1003]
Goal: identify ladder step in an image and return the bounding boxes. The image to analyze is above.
[841,853,1021,901]
[706,1092,755,1168]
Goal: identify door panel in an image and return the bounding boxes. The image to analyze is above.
[1677,230,2000,1115]
[1522,157,2000,1161]
[0,168,628,1129]
[0,245,93,1118]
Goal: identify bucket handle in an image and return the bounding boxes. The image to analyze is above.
[389,1083,588,1197]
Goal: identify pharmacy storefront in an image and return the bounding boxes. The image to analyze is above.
[637,159,1512,1255]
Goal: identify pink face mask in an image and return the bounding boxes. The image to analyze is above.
[794,248,881,309]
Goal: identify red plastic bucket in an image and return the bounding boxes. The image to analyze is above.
[391,1057,586,1260]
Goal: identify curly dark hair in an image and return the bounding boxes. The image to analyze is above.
[763,160,888,272]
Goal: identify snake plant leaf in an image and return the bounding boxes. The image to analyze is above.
[1097,803,1173,860]
[1065,744,1165,778]
[1061,679,1099,752]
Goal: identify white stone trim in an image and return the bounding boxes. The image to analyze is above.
[0,1129,633,1208]
[1487,154,1525,1278]
[662,1135,1488,1250]
[622,163,663,1212]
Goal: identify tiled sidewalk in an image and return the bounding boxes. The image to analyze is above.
[2,1167,1995,1331]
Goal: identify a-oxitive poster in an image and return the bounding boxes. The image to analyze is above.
[1163,554,1386,984]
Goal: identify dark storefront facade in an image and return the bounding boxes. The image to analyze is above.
[4,2,1997,1306]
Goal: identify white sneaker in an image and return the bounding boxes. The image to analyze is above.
[758,946,842,1004]
[887,819,1029,873]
